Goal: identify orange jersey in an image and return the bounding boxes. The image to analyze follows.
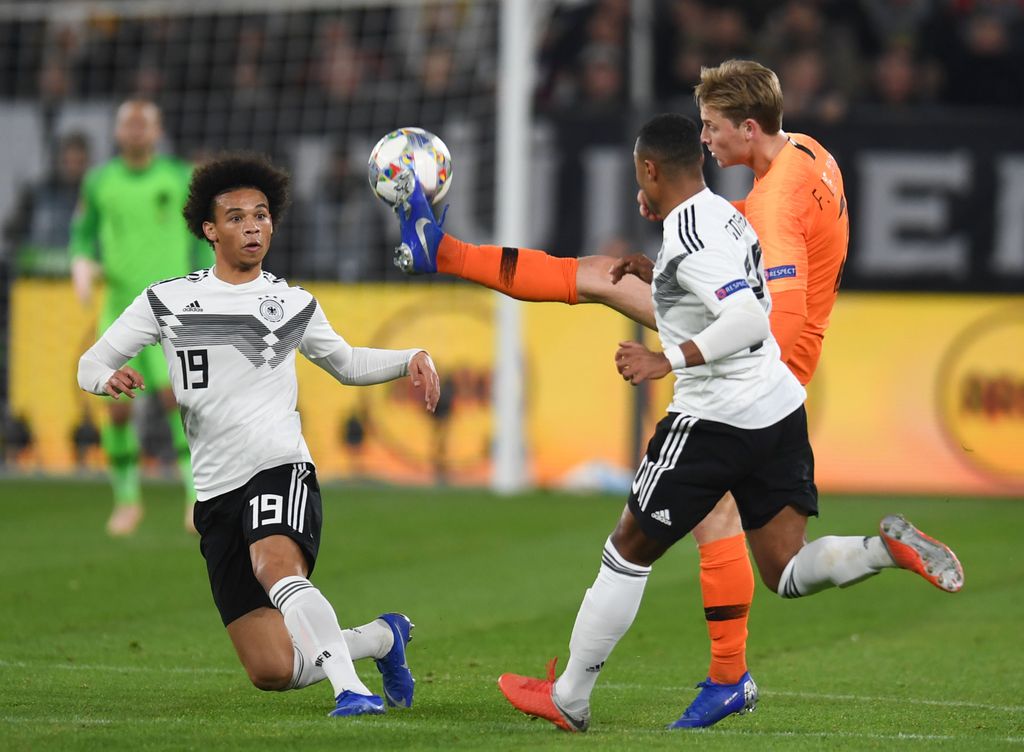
[743,133,848,385]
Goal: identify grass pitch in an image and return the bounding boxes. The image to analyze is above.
[0,480,1021,750]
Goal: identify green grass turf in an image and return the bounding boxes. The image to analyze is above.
[0,480,1021,751]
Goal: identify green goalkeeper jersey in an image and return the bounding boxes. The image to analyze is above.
[69,155,213,311]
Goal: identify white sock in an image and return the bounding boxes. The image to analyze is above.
[553,538,651,715]
[342,619,394,661]
[778,535,895,598]
[286,642,326,689]
[268,576,373,697]
[283,619,394,691]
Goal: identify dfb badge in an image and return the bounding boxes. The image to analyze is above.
[259,297,284,322]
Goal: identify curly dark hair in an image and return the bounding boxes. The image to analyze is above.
[182,153,290,242]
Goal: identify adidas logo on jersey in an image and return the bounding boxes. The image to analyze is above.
[651,508,672,526]
[182,300,203,312]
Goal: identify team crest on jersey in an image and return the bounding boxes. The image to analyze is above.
[259,297,285,322]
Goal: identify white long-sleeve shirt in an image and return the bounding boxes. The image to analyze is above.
[653,188,805,428]
[78,268,421,500]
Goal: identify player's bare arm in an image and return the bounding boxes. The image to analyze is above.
[71,256,99,307]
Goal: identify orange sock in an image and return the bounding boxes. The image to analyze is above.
[437,235,579,304]
[699,533,754,685]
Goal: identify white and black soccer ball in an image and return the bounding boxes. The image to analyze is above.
[367,127,453,207]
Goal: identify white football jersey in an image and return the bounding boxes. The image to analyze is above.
[653,187,805,428]
[96,269,406,500]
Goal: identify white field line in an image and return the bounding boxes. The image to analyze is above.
[0,659,236,675]
[600,682,1024,714]
[1,714,1022,745]
[691,728,1024,745]
[2,661,1021,730]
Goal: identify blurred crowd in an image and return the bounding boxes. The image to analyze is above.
[1,0,1022,283]
[0,4,495,281]
[1,5,494,156]
[540,0,1024,119]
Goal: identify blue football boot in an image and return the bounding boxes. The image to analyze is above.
[669,672,758,729]
[328,690,386,717]
[374,612,415,708]
[393,174,446,275]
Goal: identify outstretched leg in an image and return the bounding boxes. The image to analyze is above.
[393,177,656,327]
[436,237,658,329]
[498,506,667,732]
[746,506,963,598]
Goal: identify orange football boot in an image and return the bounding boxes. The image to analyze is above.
[497,658,590,732]
[880,514,964,593]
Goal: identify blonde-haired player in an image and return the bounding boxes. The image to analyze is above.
[391,60,956,728]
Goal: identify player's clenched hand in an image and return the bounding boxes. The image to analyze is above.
[615,341,671,385]
[609,253,655,285]
[637,190,662,222]
[409,351,440,413]
[104,366,145,400]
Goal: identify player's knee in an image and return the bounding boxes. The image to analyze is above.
[760,567,783,594]
[610,517,669,567]
[246,662,292,691]
[758,554,794,594]
[692,498,742,544]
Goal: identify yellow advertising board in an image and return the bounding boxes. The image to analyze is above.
[9,280,638,486]
[8,280,1024,497]
[805,294,1024,496]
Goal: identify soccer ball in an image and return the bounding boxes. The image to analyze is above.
[368,127,453,206]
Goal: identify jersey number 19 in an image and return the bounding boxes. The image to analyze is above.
[176,348,209,389]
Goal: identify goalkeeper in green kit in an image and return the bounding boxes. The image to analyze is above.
[69,100,213,536]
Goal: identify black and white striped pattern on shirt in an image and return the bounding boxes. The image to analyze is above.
[288,463,311,533]
[146,289,317,370]
[653,254,691,308]
[676,204,704,256]
[631,413,698,512]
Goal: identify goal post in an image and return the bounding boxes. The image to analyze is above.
[491,0,534,494]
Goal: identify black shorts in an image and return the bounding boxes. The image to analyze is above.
[627,407,818,544]
[193,462,323,626]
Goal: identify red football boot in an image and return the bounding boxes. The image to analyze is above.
[497,658,590,732]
